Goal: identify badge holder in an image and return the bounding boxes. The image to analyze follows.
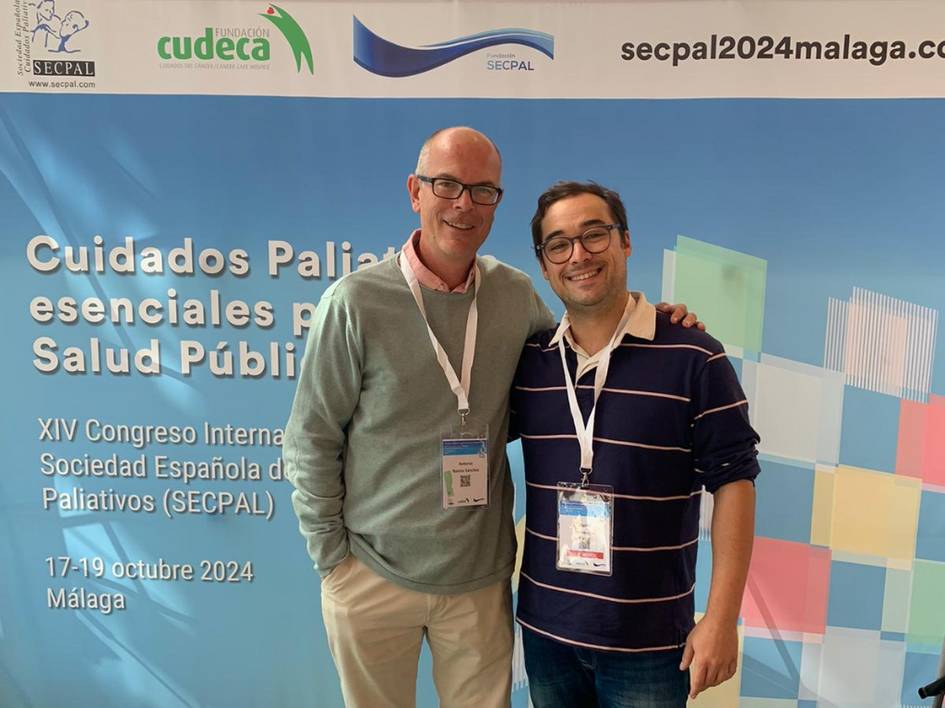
[441,415,489,509]
[556,479,614,576]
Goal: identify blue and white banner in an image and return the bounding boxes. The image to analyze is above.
[4,1,945,98]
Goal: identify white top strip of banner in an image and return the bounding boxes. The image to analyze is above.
[4,1,945,98]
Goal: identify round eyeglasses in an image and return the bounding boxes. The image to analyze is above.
[536,224,620,264]
[416,175,503,206]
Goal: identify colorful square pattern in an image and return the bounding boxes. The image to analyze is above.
[916,490,945,563]
[740,636,802,699]
[896,394,945,487]
[824,288,937,401]
[653,248,944,705]
[754,459,815,545]
[741,355,844,466]
[839,385,901,473]
[662,236,767,353]
[882,568,912,635]
[813,628,905,707]
[810,464,921,562]
[907,560,945,652]
[741,537,830,635]
[826,561,885,631]
[902,651,943,706]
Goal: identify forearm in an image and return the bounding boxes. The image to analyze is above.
[704,479,756,624]
[283,398,351,573]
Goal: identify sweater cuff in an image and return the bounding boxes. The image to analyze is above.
[702,448,760,494]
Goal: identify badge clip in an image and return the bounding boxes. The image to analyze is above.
[579,467,591,488]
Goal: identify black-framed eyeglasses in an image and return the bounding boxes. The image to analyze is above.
[536,224,620,264]
[416,175,503,206]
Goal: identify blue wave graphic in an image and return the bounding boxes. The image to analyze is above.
[353,16,554,77]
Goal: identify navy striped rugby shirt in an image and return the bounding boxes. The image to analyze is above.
[512,294,760,653]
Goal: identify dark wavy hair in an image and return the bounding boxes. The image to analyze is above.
[530,181,629,259]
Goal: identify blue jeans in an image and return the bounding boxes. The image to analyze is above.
[522,627,690,708]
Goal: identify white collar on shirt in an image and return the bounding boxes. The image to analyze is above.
[550,291,657,381]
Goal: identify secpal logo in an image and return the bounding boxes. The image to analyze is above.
[156,4,313,73]
[353,16,554,77]
[31,1,90,53]
[30,0,96,77]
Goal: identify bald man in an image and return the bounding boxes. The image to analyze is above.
[283,128,696,707]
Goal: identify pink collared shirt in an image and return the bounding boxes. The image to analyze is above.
[402,229,475,294]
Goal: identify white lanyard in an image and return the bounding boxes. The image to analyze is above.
[558,305,634,485]
[400,252,480,424]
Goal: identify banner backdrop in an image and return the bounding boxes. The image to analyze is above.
[2,3,944,707]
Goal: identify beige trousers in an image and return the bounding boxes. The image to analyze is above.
[320,555,513,708]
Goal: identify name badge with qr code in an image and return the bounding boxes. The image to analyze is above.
[556,484,614,575]
[441,437,488,508]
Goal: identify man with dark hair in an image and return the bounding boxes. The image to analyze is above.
[513,181,760,706]
[530,181,630,253]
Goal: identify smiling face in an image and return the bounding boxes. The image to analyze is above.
[538,192,631,315]
[407,128,502,278]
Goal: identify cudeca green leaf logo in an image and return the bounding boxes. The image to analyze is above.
[261,5,313,74]
[156,4,313,73]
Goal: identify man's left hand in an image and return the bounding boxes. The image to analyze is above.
[679,615,738,699]
[656,302,706,330]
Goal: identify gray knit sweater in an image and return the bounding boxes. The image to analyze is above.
[283,252,554,594]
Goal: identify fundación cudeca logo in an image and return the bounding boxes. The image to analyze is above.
[157,4,313,73]
[353,16,554,77]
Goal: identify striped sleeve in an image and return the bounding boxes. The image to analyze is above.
[691,352,760,493]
